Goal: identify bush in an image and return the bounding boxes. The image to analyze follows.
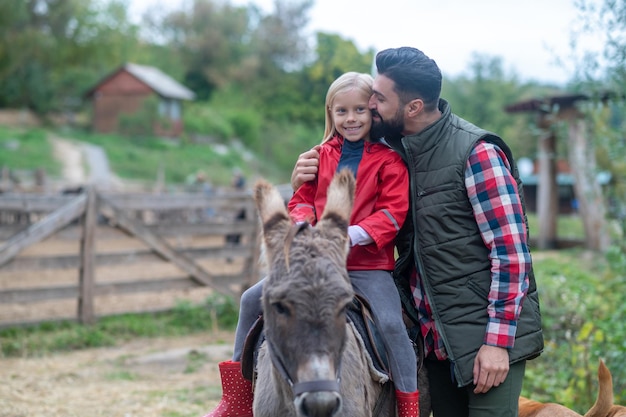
[523,249,626,411]
[184,105,234,141]
[225,109,261,150]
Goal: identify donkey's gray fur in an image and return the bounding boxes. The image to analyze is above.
[252,169,395,417]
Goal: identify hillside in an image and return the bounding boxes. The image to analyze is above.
[0,125,288,193]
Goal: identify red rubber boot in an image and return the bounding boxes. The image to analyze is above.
[203,361,253,417]
[396,389,420,417]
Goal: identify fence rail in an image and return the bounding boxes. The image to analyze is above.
[0,188,262,328]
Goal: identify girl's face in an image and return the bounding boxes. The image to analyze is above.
[330,88,372,142]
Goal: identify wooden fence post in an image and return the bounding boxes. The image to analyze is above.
[242,200,261,297]
[78,187,97,324]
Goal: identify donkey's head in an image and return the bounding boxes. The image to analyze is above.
[253,169,356,417]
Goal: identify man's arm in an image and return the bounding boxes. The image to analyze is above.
[291,145,321,191]
[465,141,531,393]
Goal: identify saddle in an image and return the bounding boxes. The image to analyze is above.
[240,294,391,382]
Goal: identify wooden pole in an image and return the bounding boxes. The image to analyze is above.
[78,187,97,324]
[536,121,559,249]
[567,118,609,251]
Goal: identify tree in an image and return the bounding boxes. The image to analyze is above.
[243,0,315,121]
[564,0,626,390]
[567,0,626,251]
[0,0,142,114]
[145,0,253,100]
[249,0,314,72]
[442,53,542,159]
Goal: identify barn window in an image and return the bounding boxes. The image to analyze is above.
[158,99,181,121]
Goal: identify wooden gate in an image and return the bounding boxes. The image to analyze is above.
[0,188,261,327]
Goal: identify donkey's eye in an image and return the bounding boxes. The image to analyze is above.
[337,300,351,318]
[272,302,290,317]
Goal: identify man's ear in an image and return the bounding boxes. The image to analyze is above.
[406,98,424,117]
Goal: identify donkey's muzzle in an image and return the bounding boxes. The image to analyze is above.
[294,388,342,417]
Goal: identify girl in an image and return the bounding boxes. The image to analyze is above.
[205,72,418,417]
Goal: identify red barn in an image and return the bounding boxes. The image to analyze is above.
[85,63,195,137]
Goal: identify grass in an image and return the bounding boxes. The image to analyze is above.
[0,125,287,189]
[0,295,238,358]
[0,126,62,176]
[65,129,282,186]
[526,212,586,241]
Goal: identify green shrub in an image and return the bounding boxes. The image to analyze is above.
[523,249,625,410]
[225,109,261,150]
[184,104,234,141]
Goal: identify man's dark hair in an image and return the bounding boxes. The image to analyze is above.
[375,47,442,112]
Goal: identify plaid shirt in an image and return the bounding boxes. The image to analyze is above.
[411,141,532,360]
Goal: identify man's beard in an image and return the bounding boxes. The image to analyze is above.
[370,109,404,141]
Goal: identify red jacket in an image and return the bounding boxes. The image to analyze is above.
[288,135,409,271]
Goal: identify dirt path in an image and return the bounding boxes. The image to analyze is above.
[50,135,124,190]
[51,135,86,186]
[0,332,235,417]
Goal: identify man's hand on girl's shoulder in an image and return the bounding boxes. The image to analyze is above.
[291,145,321,191]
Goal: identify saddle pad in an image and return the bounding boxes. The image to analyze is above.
[346,296,390,376]
[241,315,264,381]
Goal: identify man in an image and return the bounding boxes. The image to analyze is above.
[291,47,543,417]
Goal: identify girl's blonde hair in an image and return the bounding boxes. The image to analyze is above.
[322,72,374,143]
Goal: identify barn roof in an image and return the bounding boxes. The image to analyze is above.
[84,63,195,101]
[504,94,589,113]
[124,63,195,101]
[505,91,617,114]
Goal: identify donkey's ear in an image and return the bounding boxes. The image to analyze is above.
[253,179,292,260]
[317,168,355,241]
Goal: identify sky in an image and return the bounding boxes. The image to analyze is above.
[129,0,605,85]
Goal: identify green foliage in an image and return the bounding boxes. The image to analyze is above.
[0,126,61,175]
[0,0,143,114]
[259,121,322,176]
[184,86,262,149]
[0,321,116,357]
[524,214,625,407]
[0,295,238,358]
[66,128,256,185]
[568,0,626,296]
[168,296,237,333]
[442,54,558,160]
[523,249,626,410]
[526,213,587,241]
[225,109,261,149]
[184,104,235,141]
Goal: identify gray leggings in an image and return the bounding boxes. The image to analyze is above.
[231,270,417,393]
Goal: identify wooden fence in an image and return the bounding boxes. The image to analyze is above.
[0,188,263,328]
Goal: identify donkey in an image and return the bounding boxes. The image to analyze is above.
[251,169,395,417]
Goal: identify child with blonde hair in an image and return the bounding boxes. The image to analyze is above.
[204,72,419,417]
